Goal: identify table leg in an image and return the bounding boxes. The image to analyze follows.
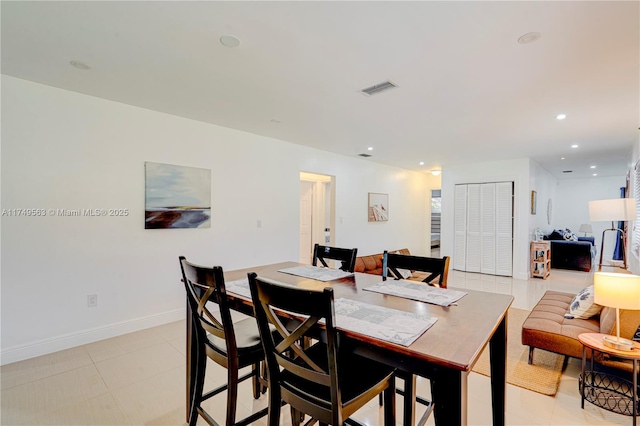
[581,346,586,409]
[431,367,465,426]
[633,359,637,426]
[402,375,416,426]
[489,314,507,426]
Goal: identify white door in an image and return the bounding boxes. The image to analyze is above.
[465,184,482,273]
[299,181,314,264]
[454,185,467,271]
[495,182,514,276]
[481,183,496,275]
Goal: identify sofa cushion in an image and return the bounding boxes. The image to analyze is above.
[568,286,602,319]
[599,307,640,338]
[522,291,600,359]
[524,290,640,373]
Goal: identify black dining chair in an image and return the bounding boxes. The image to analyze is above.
[248,272,396,426]
[312,243,358,273]
[379,251,451,425]
[178,256,269,426]
[383,251,450,288]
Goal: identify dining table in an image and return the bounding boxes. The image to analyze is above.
[185,261,513,426]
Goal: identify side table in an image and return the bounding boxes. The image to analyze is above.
[578,333,640,425]
[530,241,550,279]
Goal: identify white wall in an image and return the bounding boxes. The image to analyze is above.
[529,160,557,237]
[555,176,626,265]
[441,158,531,280]
[630,138,640,274]
[1,76,429,364]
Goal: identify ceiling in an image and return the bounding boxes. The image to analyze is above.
[2,1,638,180]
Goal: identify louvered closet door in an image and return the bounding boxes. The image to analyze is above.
[465,184,481,273]
[481,183,496,274]
[453,181,513,276]
[454,185,468,271]
[495,182,513,276]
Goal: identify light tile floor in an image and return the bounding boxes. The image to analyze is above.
[1,267,634,425]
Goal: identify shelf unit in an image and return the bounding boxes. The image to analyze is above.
[531,241,550,279]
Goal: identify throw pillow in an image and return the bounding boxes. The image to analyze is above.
[562,229,578,241]
[567,285,602,319]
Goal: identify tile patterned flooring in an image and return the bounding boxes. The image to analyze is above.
[1,267,634,425]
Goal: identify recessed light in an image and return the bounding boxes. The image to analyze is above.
[561,157,565,160]
[367,147,373,151]
[590,165,596,169]
[556,114,567,120]
[70,60,90,70]
[593,173,598,176]
[518,32,542,44]
[431,170,441,176]
[419,161,425,166]
[220,35,240,48]
[571,144,579,149]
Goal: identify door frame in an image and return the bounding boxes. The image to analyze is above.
[300,172,335,262]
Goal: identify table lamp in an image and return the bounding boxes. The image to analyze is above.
[578,223,592,236]
[588,198,636,270]
[594,272,640,351]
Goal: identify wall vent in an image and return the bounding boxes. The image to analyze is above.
[360,80,398,96]
[358,153,372,157]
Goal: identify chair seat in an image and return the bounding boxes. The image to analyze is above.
[281,342,395,408]
[207,317,263,352]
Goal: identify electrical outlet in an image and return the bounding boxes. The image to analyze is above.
[87,294,98,307]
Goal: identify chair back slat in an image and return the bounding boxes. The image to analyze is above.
[312,244,358,272]
[248,272,397,425]
[383,251,450,288]
[179,256,237,352]
[248,273,338,399]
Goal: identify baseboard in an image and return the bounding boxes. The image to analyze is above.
[1,308,185,366]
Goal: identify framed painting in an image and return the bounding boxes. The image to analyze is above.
[368,192,389,222]
[145,162,211,229]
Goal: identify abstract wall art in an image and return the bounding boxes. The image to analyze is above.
[145,162,211,229]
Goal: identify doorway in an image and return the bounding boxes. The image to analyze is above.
[431,189,441,257]
[299,172,335,264]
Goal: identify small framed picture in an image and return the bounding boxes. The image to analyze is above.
[368,193,389,222]
[531,190,537,215]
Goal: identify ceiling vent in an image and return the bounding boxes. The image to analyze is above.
[562,170,573,173]
[358,153,372,157]
[360,80,398,96]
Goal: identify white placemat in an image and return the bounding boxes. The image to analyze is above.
[225,278,251,298]
[334,298,437,346]
[364,280,467,306]
[278,265,354,282]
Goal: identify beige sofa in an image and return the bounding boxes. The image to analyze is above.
[522,290,640,372]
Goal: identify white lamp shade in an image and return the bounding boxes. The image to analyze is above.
[594,272,640,310]
[578,224,593,233]
[588,198,636,222]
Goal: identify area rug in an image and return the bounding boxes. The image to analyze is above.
[471,307,566,396]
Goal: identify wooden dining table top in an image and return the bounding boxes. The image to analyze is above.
[224,261,513,373]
